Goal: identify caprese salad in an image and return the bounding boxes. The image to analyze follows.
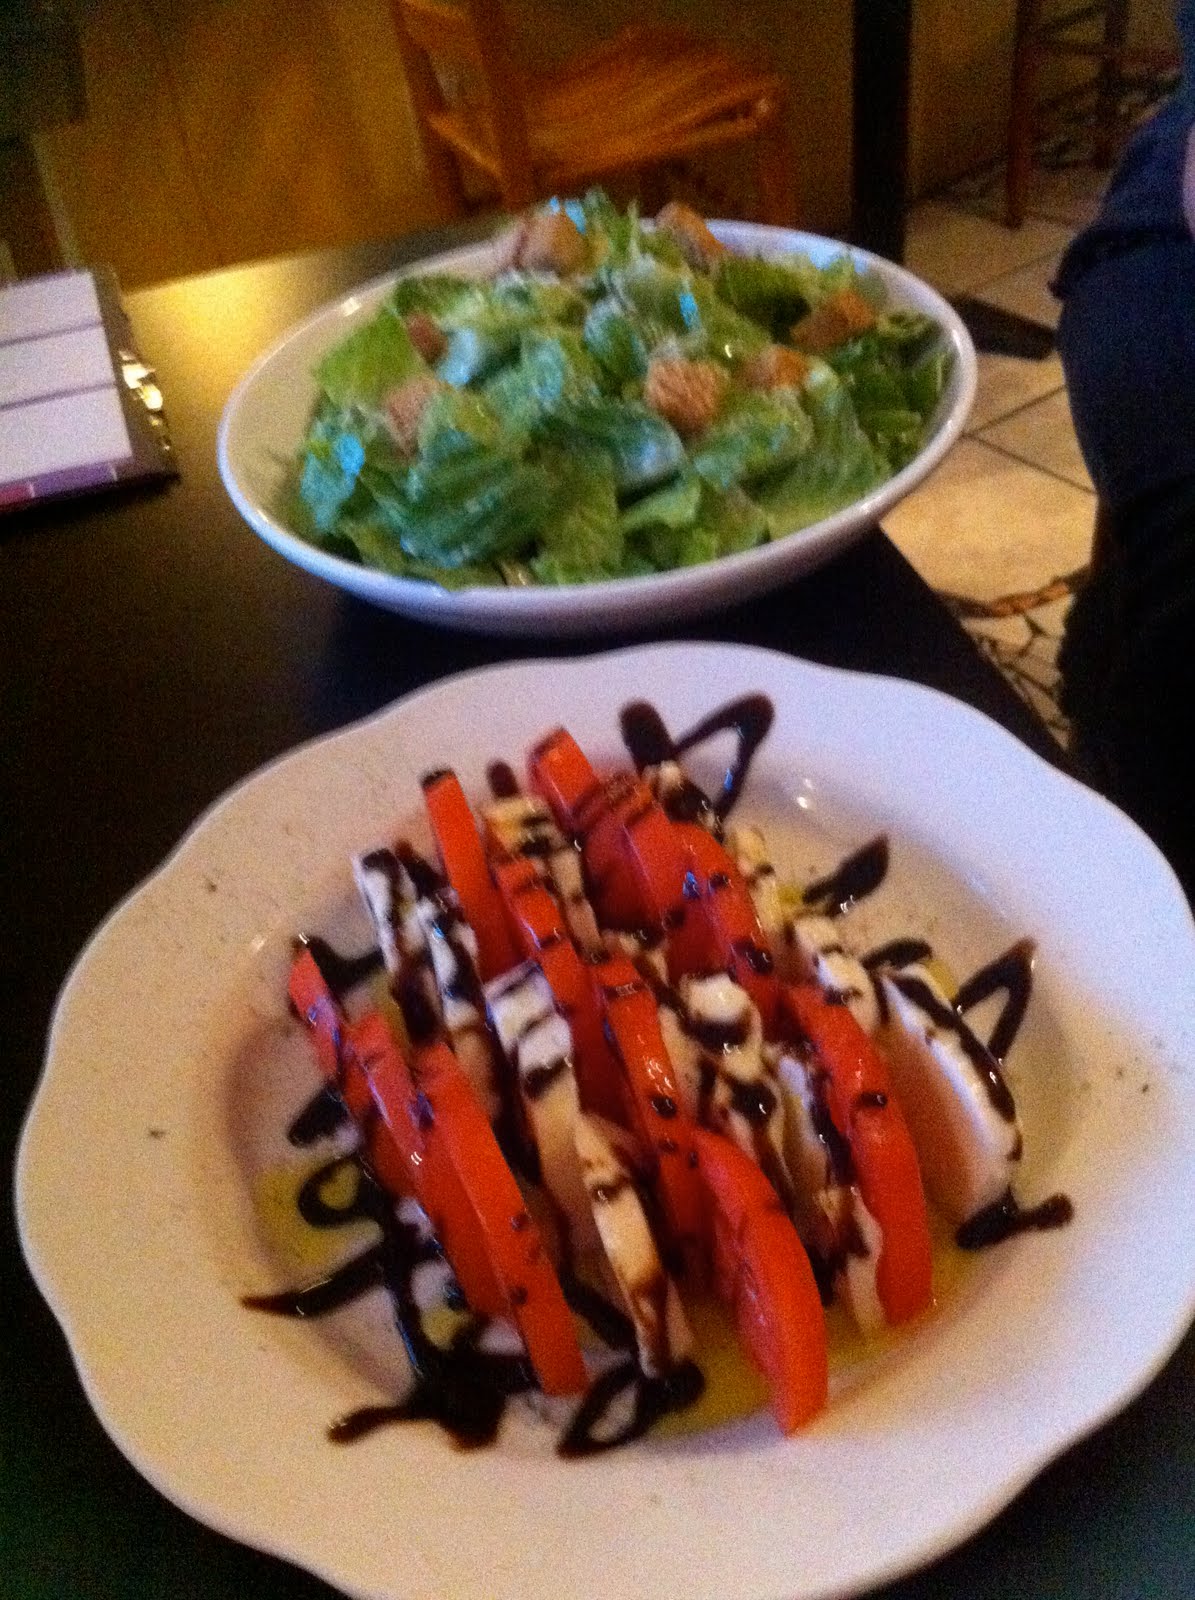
[245,693,1070,1455]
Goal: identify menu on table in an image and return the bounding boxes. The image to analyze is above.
[0,267,174,511]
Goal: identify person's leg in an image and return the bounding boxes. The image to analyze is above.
[1061,479,1195,895]
[1056,241,1195,900]
[1057,238,1195,509]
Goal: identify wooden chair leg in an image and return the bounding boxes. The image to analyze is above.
[1094,0,1131,167]
[1006,0,1043,228]
[389,0,470,220]
[755,95,796,226]
[422,135,472,221]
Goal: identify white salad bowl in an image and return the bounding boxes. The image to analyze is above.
[217,223,977,636]
[17,642,1195,1600]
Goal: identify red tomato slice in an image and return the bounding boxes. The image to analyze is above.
[421,768,518,982]
[529,726,687,929]
[780,983,933,1325]
[410,1041,588,1396]
[288,947,371,1120]
[670,825,779,1032]
[590,953,703,1270]
[491,854,625,1123]
[694,1127,828,1432]
[528,731,777,1032]
[527,725,608,833]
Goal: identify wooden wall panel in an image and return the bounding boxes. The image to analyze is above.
[38,0,215,286]
[31,0,1183,291]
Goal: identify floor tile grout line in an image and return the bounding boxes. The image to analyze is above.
[960,431,1095,497]
[952,242,1068,300]
[964,380,1068,438]
[938,195,1103,231]
[909,198,1075,301]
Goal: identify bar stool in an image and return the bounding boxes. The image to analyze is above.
[1005,0,1179,227]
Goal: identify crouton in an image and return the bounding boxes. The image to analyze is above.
[404,311,448,365]
[516,210,588,275]
[385,374,446,455]
[655,201,729,273]
[789,288,878,353]
[738,343,811,392]
[644,356,730,436]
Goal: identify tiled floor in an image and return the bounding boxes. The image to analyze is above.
[885,163,1109,746]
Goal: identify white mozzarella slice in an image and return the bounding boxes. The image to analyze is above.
[355,847,500,1118]
[643,760,718,831]
[484,793,603,956]
[353,849,421,977]
[726,828,879,1034]
[775,1050,835,1221]
[484,793,558,859]
[682,974,796,1209]
[411,880,500,1120]
[353,848,440,1027]
[789,912,879,1036]
[877,965,1022,1224]
[414,896,482,1034]
[545,841,603,957]
[486,962,598,1257]
[574,1114,693,1378]
[656,997,702,1121]
[726,823,793,974]
[774,1051,884,1333]
[828,1189,885,1335]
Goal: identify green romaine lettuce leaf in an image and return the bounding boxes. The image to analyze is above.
[368,445,553,568]
[618,472,703,535]
[690,390,813,488]
[482,328,604,437]
[582,298,649,385]
[530,449,623,582]
[298,404,408,534]
[713,255,811,339]
[542,397,686,495]
[314,308,427,409]
[388,274,479,318]
[558,189,686,272]
[822,313,950,468]
[620,472,765,568]
[416,387,503,465]
[753,368,887,534]
[338,516,504,587]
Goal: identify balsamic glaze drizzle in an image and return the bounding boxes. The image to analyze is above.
[956,1188,1074,1250]
[861,937,933,973]
[255,923,702,1454]
[886,971,1019,1123]
[559,1359,705,1458]
[953,938,1036,1062]
[803,836,890,917]
[620,695,774,825]
[295,934,382,997]
[288,1084,349,1146]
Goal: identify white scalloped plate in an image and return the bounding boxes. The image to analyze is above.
[217,223,976,636]
[17,643,1195,1600]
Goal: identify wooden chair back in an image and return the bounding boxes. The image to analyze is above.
[389,0,537,210]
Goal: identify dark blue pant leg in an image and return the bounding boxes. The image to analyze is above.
[1055,240,1195,901]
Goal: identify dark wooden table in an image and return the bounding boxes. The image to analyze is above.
[3,229,1191,1599]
